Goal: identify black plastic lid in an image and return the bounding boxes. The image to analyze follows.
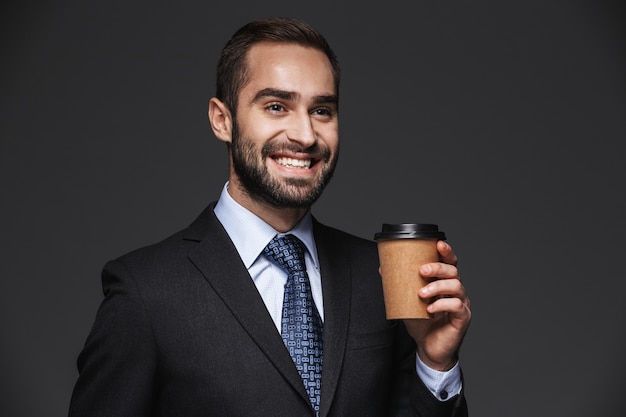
[374,223,446,241]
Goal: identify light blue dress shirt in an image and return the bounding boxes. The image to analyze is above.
[213,182,461,401]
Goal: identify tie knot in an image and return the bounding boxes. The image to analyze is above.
[263,234,306,275]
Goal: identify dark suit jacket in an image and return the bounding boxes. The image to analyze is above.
[68,203,467,417]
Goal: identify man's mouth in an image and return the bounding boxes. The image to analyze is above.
[273,156,312,169]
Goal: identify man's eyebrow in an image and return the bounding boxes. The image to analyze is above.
[252,88,297,103]
[251,88,338,106]
[313,95,338,106]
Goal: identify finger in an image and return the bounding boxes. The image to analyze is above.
[426,296,471,321]
[437,240,458,266]
[419,276,466,300]
[419,262,459,280]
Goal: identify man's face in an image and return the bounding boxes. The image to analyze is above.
[229,42,339,208]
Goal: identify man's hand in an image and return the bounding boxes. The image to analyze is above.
[403,240,471,371]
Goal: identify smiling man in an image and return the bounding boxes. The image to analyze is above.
[68,17,471,417]
[210,41,339,230]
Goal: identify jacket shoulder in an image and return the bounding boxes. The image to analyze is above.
[109,202,220,273]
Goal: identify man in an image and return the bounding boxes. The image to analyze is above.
[68,17,471,417]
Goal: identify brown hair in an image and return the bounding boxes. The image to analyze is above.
[215,17,340,116]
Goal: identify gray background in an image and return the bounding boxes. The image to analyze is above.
[2,1,624,416]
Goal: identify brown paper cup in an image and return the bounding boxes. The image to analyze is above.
[375,223,446,320]
[377,238,439,319]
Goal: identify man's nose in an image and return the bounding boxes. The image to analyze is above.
[286,111,316,148]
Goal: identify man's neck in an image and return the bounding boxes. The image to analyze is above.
[226,181,309,233]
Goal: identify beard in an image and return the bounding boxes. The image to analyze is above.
[230,121,338,208]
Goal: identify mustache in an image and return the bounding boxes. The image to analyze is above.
[261,141,331,162]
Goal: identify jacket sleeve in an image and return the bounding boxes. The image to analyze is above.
[68,259,157,417]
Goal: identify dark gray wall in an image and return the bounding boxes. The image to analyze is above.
[2,1,624,416]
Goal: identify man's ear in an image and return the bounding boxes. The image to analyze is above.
[208,97,233,144]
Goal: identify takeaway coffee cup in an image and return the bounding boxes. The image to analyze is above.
[374,223,446,319]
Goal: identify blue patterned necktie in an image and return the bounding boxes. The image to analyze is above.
[263,234,323,414]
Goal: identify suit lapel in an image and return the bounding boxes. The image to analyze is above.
[183,204,308,403]
[314,221,353,417]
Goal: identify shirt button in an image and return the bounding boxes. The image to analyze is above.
[439,390,448,400]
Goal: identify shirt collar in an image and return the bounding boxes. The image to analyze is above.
[213,182,319,270]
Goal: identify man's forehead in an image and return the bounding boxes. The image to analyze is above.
[244,42,333,77]
[240,43,336,101]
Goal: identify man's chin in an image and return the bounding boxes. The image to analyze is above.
[260,183,323,209]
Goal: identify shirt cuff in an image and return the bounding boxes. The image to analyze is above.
[415,355,462,401]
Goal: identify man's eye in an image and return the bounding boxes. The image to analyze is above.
[313,108,333,117]
[267,104,285,112]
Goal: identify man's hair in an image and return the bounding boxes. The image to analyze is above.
[215,17,340,116]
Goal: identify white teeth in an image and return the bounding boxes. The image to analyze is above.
[275,157,311,169]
